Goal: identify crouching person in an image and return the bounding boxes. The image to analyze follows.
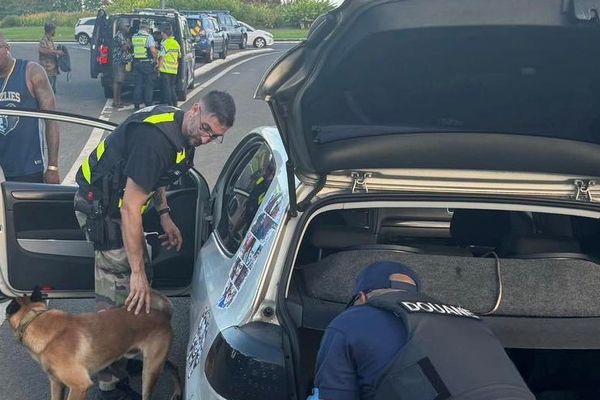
[309,261,535,400]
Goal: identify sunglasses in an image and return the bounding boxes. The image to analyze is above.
[200,122,223,144]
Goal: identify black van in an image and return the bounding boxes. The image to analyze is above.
[90,8,196,101]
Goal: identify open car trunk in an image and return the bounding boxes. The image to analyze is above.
[284,203,600,399]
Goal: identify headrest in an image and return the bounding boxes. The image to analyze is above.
[450,209,512,247]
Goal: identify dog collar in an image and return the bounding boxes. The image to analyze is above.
[15,309,48,343]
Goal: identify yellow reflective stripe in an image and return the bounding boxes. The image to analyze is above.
[144,112,175,124]
[256,176,265,185]
[140,191,155,214]
[118,198,123,208]
[258,192,266,205]
[176,149,186,164]
[96,140,106,160]
[81,159,91,184]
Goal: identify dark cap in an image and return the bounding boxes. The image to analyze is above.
[354,261,421,295]
[44,22,56,33]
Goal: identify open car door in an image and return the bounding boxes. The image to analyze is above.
[0,108,210,298]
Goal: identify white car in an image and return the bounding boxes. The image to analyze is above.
[75,17,95,45]
[239,21,274,48]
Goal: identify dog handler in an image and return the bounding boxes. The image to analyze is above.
[74,91,235,399]
[309,261,536,400]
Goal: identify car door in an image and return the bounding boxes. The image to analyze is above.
[90,9,111,79]
[210,19,225,51]
[224,15,241,45]
[0,108,210,298]
[187,128,289,396]
[178,16,195,88]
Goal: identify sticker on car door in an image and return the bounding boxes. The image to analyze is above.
[216,185,283,309]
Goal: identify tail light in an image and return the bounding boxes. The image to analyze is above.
[97,44,109,65]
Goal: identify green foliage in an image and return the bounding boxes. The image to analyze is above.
[0,11,95,27]
[107,0,161,13]
[0,0,334,31]
[0,16,22,28]
[281,0,334,29]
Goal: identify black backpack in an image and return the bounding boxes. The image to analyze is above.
[57,45,71,80]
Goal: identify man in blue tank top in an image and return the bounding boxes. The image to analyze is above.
[0,32,60,183]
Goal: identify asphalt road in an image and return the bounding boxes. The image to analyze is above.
[0,42,292,399]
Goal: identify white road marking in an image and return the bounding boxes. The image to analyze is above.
[61,99,113,186]
[0,301,7,328]
[180,51,280,107]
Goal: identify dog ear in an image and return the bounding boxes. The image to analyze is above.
[30,286,43,303]
[6,299,21,316]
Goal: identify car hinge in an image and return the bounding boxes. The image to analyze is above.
[351,171,373,193]
[297,174,327,212]
[574,179,597,201]
[287,161,298,217]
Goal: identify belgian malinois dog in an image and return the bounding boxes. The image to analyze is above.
[6,287,181,400]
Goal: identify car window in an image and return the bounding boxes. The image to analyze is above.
[216,143,276,254]
[86,19,96,26]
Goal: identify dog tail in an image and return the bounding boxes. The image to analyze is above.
[164,359,182,400]
[150,290,174,318]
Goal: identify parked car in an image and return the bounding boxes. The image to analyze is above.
[238,21,274,48]
[195,10,247,49]
[5,0,600,399]
[74,17,95,45]
[90,8,196,100]
[186,14,227,62]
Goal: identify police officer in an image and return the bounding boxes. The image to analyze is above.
[131,20,158,110]
[74,91,235,399]
[310,261,535,400]
[158,23,180,107]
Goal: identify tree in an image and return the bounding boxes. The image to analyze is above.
[52,0,83,12]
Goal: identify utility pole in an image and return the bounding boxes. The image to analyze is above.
[160,0,166,8]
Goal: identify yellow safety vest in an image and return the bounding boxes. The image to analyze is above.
[160,36,180,74]
[132,32,150,59]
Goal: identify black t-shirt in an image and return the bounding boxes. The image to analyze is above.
[123,112,186,192]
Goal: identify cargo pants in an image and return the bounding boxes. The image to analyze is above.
[75,210,153,391]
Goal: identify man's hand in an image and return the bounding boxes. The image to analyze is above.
[159,214,183,251]
[126,270,151,315]
[44,169,59,184]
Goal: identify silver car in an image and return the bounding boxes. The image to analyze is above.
[4,0,600,399]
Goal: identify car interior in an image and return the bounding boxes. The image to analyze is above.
[285,205,600,399]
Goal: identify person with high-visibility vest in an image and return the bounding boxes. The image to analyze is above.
[73,91,236,399]
[131,20,158,110]
[158,24,181,107]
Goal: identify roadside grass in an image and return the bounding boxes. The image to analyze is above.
[269,28,307,40]
[1,25,307,42]
[1,26,75,42]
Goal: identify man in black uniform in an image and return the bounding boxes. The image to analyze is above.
[310,261,535,400]
[74,90,235,399]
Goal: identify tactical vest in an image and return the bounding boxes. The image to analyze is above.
[75,105,193,219]
[366,291,535,400]
[132,32,151,59]
[159,36,180,75]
